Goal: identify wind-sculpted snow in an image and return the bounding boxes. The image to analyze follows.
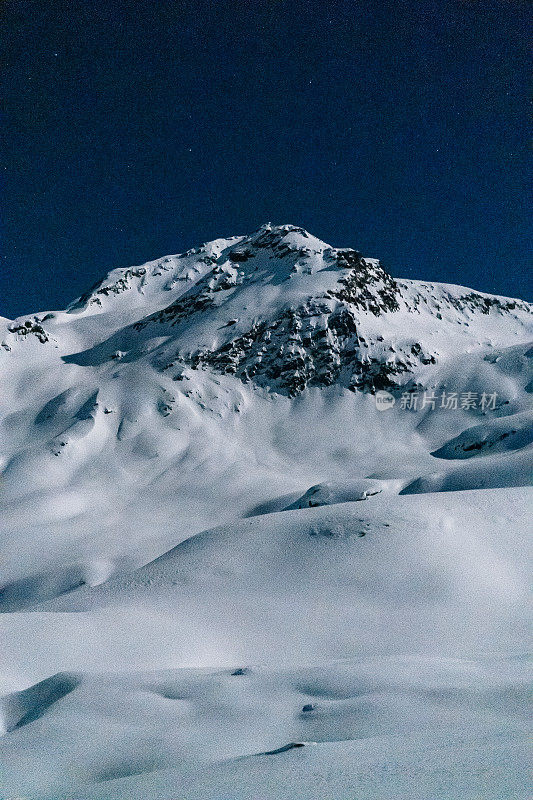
[0,224,531,798]
[431,410,533,458]
[0,657,530,799]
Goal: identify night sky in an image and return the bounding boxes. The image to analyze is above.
[2,0,531,318]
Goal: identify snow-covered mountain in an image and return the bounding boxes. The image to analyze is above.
[1,224,531,799]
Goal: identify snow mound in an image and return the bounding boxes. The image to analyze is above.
[431,410,533,459]
[285,479,395,509]
[401,446,532,493]
[0,672,80,734]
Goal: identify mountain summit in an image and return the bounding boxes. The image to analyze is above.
[3,224,530,398]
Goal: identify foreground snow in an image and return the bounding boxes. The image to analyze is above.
[0,225,531,798]
[2,656,530,799]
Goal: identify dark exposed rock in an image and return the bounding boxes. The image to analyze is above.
[228,249,254,263]
[8,320,49,343]
[231,667,250,676]
[328,251,400,315]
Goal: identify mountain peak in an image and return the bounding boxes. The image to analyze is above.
[2,225,531,401]
[243,222,331,254]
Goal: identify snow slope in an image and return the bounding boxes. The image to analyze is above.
[0,224,531,798]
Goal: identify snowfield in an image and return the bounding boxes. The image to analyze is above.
[0,224,531,799]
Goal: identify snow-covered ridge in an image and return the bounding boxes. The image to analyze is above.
[3,223,530,397]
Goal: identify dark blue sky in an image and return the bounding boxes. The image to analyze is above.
[2,0,531,318]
